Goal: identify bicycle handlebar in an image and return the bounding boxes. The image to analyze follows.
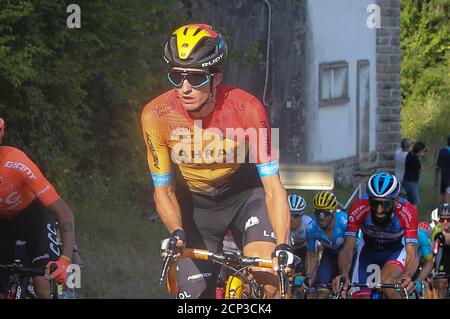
[182,248,273,269]
[349,282,399,289]
[0,264,45,277]
[343,282,420,299]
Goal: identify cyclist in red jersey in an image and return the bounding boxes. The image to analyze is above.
[142,24,293,298]
[0,117,75,298]
[332,173,419,299]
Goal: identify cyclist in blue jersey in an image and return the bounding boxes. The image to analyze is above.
[305,191,352,299]
[412,223,434,296]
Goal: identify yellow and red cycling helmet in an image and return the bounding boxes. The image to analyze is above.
[164,23,228,69]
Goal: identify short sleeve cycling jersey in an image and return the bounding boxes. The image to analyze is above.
[306,211,349,256]
[417,228,433,262]
[345,196,418,250]
[291,214,313,250]
[0,146,60,219]
[141,85,278,197]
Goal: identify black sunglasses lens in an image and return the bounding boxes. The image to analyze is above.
[168,71,209,88]
[370,199,393,210]
[187,73,208,86]
[168,71,184,87]
[315,210,332,217]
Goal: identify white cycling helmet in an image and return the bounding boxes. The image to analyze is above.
[430,208,439,228]
[431,208,439,222]
[288,194,307,214]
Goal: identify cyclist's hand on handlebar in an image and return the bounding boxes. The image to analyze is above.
[271,243,297,273]
[398,277,415,293]
[160,229,186,260]
[302,276,313,289]
[45,255,71,284]
[332,274,350,298]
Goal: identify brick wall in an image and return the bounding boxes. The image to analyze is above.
[376,0,402,168]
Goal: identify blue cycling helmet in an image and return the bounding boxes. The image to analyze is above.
[367,173,400,199]
[288,194,307,214]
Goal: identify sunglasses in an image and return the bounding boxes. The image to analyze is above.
[369,198,394,211]
[291,214,302,219]
[439,217,450,223]
[314,209,333,218]
[167,70,212,88]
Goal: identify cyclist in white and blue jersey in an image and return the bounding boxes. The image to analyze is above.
[289,194,312,275]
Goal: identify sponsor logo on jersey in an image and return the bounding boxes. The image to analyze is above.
[145,132,160,170]
[5,161,37,180]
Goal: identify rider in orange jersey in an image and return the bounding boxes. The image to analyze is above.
[142,24,293,298]
[0,117,75,298]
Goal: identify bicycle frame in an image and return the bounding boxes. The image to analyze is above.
[184,248,272,299]
[160,247,284,299]
[0,261,58,299]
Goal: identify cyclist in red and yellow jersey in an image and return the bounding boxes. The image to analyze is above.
[0,117,75,298]
[141,24,293,298]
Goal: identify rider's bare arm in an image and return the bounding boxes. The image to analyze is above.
[154,184,182,234]
[338,236,357,276]
[306,251,318,281]
[402,243,419,278]
[417,257,434,282]
[47,198,75,259]
[141,105,182,235]
[260,174,290,245]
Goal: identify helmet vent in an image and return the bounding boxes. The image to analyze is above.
[193,27,202,36]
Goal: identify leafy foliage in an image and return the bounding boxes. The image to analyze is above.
[0,0,185,197]
[401,0,450,152]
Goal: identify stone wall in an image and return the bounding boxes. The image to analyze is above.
[330,156,359,185]
[375,0,402,169]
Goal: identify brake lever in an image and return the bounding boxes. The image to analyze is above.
[334,276,345,299]
[277,251,288,299]
[159,236,178,285]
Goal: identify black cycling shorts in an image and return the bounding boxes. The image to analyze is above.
[0,200,60,294]
[175,187,276,299]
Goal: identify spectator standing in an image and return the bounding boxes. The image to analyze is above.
[403,141,427,206]
[395,138,413,184]
[436,135,450,203]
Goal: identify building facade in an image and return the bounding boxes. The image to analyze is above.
[185,0,401,184]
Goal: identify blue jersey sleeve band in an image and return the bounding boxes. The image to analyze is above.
[256,161,279,177]
[151,172,172,186]
[405,237,418,245]
[345,231,358,238]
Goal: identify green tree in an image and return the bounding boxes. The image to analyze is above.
[0,0,185,196]
[401,0,450,152]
